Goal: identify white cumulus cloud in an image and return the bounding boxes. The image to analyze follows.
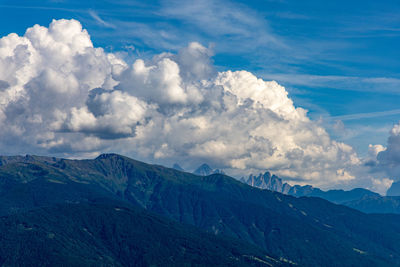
[375,122,400,185]
[0,19,378,189]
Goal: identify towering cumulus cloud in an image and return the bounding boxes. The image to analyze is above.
[371,122,400,195]
[0,19,363,188]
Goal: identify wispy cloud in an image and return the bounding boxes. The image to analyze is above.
[261,73,400,94]
[0,4,82,13]
[329,109,400,121]
[78,0,289,59]
[156,0,287,51]
[88,10,116,29]
[334,10,400,38]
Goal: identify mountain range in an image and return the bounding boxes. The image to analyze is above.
[193,163,225,176]
[1,154,400,266]
[172,162,224,176]
[241,171,400,214]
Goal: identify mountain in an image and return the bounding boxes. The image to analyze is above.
[288,186,380,204]
[343,195,400,214]
[1,154,400,265]
[0,200,281,266]
[193,163,224,176]
[242,171,400,214]
[243,172,292,193]
[0,156,284,266]
[172,163,184,171]
[287,185,400,214]
[243,171,383,205]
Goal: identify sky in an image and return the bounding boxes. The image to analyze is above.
[0,0,400,194]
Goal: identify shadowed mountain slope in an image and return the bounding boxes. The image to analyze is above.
[1,154,400,266]
[242,171,400,214]
[0,200,282,267]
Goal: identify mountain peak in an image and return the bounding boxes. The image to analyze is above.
[194,163,213,176]
[243,170,383,206]
[245,171,290,193]
[172,163,184,171]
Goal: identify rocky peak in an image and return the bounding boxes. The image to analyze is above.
[244,171,292,193]
[194,163,214,176]
[172,163,185,171]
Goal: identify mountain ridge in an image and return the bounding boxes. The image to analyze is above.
[1,153,400,266]
[193,163,225,176]
[241,170,400,214]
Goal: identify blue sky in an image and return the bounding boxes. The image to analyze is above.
[2,0,399,155]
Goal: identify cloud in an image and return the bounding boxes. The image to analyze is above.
[118,58,189,105]
[0,19,378,189]
[0,80,9,90]
[375,122,400,180]
[329,109,400,121]
[88,10,116,29]
[0,19,112,153]
[85,0,285,57]
[369,144,386,158]
[63,89,154,139]
[359,122,400,195]
[159,0,282,49]
[261,73,400,95]
[371,178,393,194]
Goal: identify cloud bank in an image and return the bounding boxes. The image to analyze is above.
[368,122,400,194]
[0,19,387,190]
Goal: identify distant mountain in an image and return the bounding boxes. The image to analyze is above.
[288,182,400,214]
[172,163,184,171]
[242,171,384,204]
[288,186,380,204]
[193,163,224,176]
[242,172,292,193]
[242,171,400,214]
[343,195,400,214]
[194,163,213,175]
[1,154,400,266]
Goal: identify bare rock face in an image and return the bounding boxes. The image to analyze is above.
[172,163,184,171]
[244,172,291,193]
[242,171,382,207]
[193,163,224,176]
[194,163,213,176]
